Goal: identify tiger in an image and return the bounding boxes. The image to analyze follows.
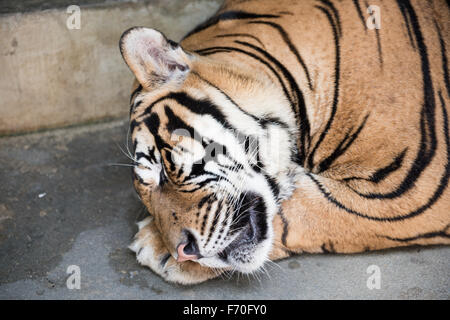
[119,0,450,284]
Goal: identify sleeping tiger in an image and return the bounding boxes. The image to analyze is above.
[119,0,450,284]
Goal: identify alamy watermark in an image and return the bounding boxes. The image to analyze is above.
[66,265,81,289]
[66,5,81,30]
[366,264,381,290]
[366,5,381,30]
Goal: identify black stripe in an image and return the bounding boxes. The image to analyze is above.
[168,92,235,130]
[196,48,232,56]
[343,148,408,183]
[182,170,237,193]
[205,201,223,246]
[282,248,299,256]
[265,174,280,198]
[317,114,369,173]
[307,5,341,170]
[381,224,450,242]
[144,90,236,131]
[129,84,143,116]
[307,173,401,222]
[375,28,383,67]
[142,113,174,184]
[164,105,200,143]
[163,105,206,178]
[247,20,314,90]
[182,10,280,40]
[195,48,232,55]
[329,241,335,253]
[161,148,176,174]
[130,119,139,135]
[277,11,294,16]
[130,100,142,117]
[143,113,168,151]
[397,0,416,50]
[244,138,250,154]
[215,33,266,49]
[352,0,366,31]
[369,149,407,183]
[434,20,450,98]
[318,0,342,37]
[198,195,212,209]
[321,241,335,254]
[135,152,155,165]
[176,162,185,179]
[216,220,227,244]
[147,147,157,163]
[277,208,289,246]
[143,94,177,115]
[130,84,142,104]
[179,177,221,193]
[160,254,171,268]
[200,206,209,236]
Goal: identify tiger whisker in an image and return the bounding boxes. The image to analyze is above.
[108,163,138,168]
[125,122,134,160]
[115,141,137,162]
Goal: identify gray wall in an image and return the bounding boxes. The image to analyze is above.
[0,0,222,135]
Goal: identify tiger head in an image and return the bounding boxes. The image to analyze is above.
[120,27,298,274]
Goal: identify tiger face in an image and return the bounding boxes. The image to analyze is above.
[120,27,298,273]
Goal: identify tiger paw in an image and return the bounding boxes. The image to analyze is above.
[129,216,219,285]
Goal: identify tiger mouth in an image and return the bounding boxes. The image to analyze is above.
[214,193,270,272]
[218,214,260,261]
[215,234,272,273]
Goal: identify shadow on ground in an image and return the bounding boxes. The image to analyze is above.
[0,121,449,299]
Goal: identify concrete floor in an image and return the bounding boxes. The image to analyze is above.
[0,120,449,299]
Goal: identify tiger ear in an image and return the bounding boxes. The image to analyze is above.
[119,27,191,90]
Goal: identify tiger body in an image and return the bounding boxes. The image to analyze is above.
[120,0,450,284]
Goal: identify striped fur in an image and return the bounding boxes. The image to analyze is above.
[120,0,450,284]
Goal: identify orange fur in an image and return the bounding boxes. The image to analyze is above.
[122,0,449,284]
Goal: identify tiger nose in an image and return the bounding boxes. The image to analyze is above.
[176,232,202,262]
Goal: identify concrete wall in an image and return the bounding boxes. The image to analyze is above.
[0,0,222,135]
